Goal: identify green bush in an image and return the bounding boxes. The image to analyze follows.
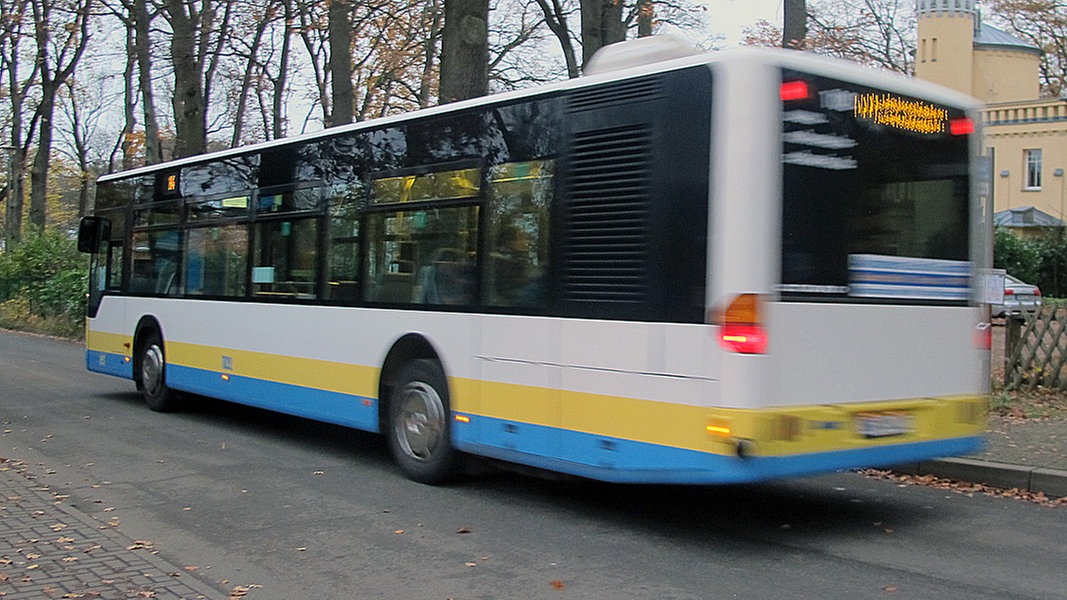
[993,227,1040,285]
[0,228,88,338]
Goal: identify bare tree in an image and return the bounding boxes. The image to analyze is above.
[160,0,234,157]
[531,0,707,77]
[0,0,32,243]
[809,0,913,72]
[328,0,354,125]
[989,0,1067,97]
[532,0,580,77]
[27,0,92,231]
[59,77,104,217]
[439,0,489,103]
[744,0,913,74]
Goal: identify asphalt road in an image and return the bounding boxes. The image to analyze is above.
[1,328,1064,599]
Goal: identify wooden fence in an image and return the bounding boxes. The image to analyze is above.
[1005,305,1067,390]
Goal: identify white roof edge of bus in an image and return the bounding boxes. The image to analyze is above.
[583,35,704,75]
[97,39,979,184]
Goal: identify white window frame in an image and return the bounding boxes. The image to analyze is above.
[1025,148,1043,190]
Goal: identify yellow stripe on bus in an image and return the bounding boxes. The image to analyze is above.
[166,341,379,399]
[88,335,985,459]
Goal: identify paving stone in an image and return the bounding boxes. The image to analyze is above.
[0,464,224,600]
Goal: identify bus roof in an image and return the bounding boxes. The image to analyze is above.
[98,39,979,184]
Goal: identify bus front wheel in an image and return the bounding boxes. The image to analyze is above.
[138,331,179,412]
[386,359,457,484]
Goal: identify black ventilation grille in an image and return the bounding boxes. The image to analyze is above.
[561,125,653,303]
[569,77,664,113]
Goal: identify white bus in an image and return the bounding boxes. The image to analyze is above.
[78,39,989,484]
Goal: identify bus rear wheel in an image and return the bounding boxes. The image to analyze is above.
[386,359,457,484]
[138,331,179,412]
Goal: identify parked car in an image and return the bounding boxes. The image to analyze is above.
[993,274,1042,317]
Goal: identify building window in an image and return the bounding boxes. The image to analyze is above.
[1025,149,1043,190]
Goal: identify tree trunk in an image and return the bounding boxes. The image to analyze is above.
[783,0,807,49]
[2,0,26,244]
[638,1,653,37]
[28,93,55,230]
[232,16,269,147]
[580,0,625,69]
[120,24,138,171]
[439,0,489,104]
[165,0,207,157]
[271,0,293,139]
[328,0,354,126]
[28,0,91,231]
[134,0,163,164]
[418,0,443,107]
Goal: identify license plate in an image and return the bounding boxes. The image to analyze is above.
[855,411,914,438]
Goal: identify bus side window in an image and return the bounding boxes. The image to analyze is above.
[253,218,319,299]
[364,207,479,306]
[129,230,182,296]
[326,191,361,303]
[184,225,248,298]
[485,160,553,308]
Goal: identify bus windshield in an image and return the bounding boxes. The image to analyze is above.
[779,70,972,304]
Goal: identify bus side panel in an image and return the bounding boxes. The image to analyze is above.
[707,59,783,411]
[85,295,133,379]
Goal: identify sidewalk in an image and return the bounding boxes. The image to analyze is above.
[909,322,1067,499]
[895,411,1067,500]
[0,457,226,600]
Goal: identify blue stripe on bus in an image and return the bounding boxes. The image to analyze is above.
[166,364,380,431]
[86,353,379,432]
[454,415,983,484]
[86,352,982,484]
[86,350,134,379]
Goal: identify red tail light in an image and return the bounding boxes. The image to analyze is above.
[714,294,769,354]
[780,80,812,102]
[949,117,975,136]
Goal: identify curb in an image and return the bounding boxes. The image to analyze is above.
[893,457,1067,498]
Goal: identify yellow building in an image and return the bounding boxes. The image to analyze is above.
[915,0,1067,225]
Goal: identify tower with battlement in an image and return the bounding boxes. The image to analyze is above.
[915,0,1039,103]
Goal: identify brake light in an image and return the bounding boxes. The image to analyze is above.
[714,294,768,354]
[949,117,974,136]
[780,80,812,102]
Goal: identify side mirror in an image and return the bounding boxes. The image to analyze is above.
[77,216,111,254]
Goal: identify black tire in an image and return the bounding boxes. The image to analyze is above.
[138,330,180,412]
[386,359,458,484]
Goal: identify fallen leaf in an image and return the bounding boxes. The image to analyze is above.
[551,580,566,591]
[456,526,472,534]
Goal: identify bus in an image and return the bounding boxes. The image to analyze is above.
[77,37,990,485]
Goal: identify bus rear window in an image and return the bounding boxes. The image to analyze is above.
[779,71,971,304]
